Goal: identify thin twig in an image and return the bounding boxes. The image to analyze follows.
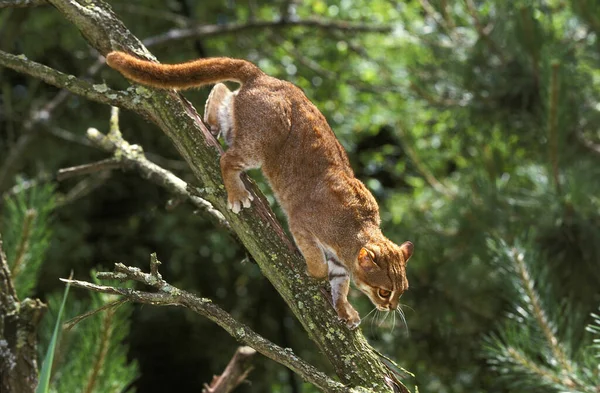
[143,18,392,47]
[419,0,456,40]
[85,107,231,231]
[464,0,506,64]
[57,172,111,207]
[397,127,454,197]
[57,159,121,181]
[61,256,349,393]
[64,299,127,331]
[548,61,561,194]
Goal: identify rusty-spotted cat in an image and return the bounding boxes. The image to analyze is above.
[106,51,413,329]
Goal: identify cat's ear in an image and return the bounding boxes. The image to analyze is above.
[358,247,378,271]
[400,241,414,263]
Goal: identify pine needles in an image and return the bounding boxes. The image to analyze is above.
[484,240,600,392]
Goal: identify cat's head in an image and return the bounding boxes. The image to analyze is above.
[353,240,413,311]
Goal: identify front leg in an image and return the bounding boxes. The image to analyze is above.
[328,259,360,329]
[291,228,327,279]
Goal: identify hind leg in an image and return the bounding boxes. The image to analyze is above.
[220,147,258,213]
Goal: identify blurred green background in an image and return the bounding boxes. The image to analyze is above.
[1,0,599,392]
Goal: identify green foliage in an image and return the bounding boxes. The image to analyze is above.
[38,275,138,393]
[587,311,600,360]
[2,181,56,298]
[483,240,599,392]
[2,0,600,392]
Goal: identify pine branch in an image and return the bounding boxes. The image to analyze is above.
[0,234,17,301]
[9,209,36,277]
[61,254,350,393]
[510,248,575,375]
[83,306,114,393]
[503,346,569,387]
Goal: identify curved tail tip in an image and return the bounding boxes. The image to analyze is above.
[105,51,129,70]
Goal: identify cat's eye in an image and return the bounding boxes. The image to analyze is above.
[378,289,391,298]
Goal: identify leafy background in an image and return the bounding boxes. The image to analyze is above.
[1,0,599,392]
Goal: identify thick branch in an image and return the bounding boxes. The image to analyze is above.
[143,18,393,47]
[0,234,45,393]
[61,257,349,393]
[0,51,138,112]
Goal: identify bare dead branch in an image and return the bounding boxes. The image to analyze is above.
[202,346,256,393]
[57,159,121,181]
[61,255,350,393]
[84,107,231,231]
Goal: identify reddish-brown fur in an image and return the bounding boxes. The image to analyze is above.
[106,51,413,329]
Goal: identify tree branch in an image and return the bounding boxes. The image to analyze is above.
[143,18,392,47]
[0,0,47,8]
[0,234,45,393]
[0,51,138,112]
[61,255,349,393]
[80,107,231,232]
[203,346,256,393]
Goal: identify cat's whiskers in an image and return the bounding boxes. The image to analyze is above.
[379,309,391,327]
[395,304,409,337]
[363,306,377,320]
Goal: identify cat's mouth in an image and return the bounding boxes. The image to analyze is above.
[376,305,390,312]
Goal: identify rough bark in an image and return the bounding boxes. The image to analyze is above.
[0,234,46,393]
[11,1,409,391]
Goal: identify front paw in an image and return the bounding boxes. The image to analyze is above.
[336,304,361,330]
[227,189,254,214]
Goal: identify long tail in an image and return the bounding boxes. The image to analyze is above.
[105,51,263,90]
